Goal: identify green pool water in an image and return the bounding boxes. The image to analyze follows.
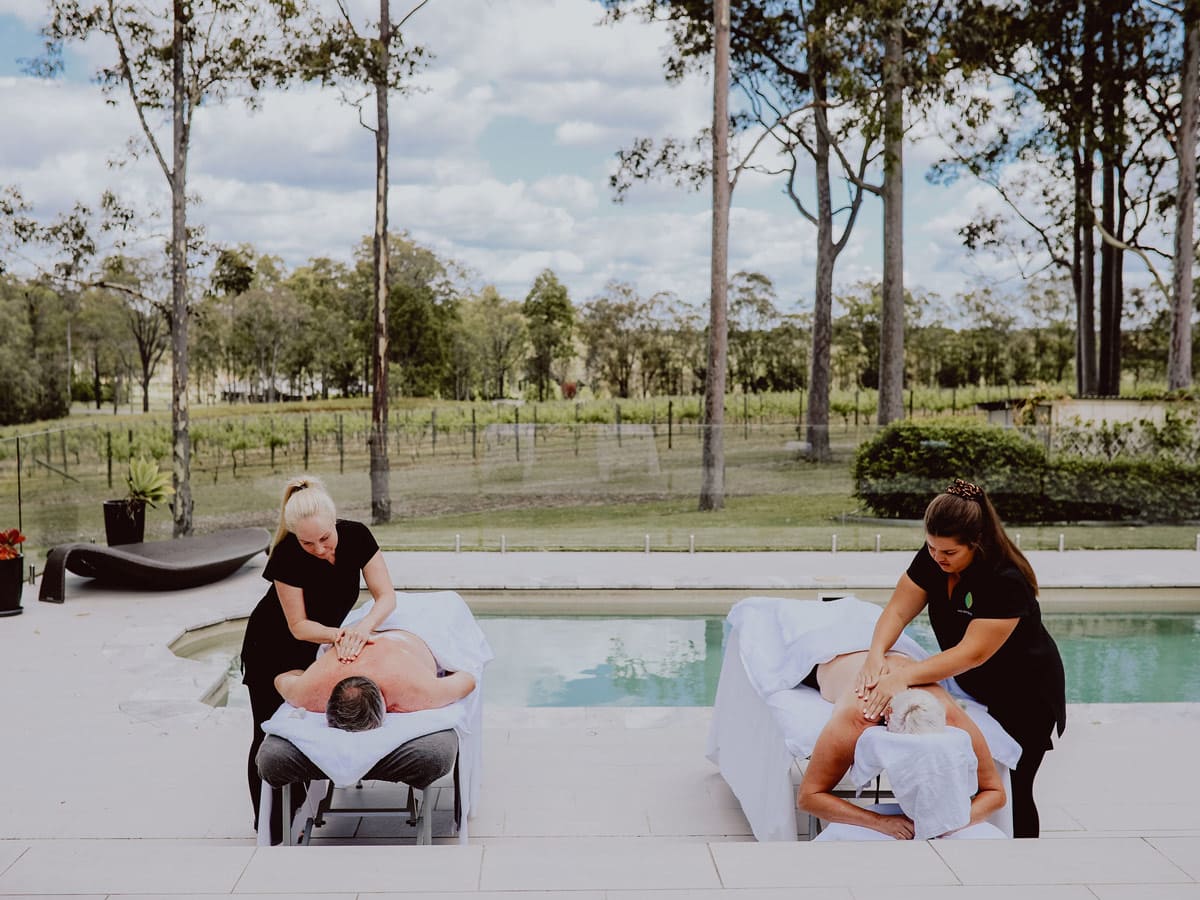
[191,612,1200,708]
[480,613,1200,707]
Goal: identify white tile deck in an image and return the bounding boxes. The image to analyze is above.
[0,549,1196,896]
[931,837,1190,884]
[710,841,959,888]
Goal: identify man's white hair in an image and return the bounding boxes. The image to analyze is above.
[886,689,946,734]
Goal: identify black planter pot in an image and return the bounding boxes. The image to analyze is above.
[104,499,146,546]
[0,555,23,617]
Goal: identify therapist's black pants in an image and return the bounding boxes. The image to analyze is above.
[1011,745,1048,838]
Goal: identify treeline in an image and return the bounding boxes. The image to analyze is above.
[3,232,1190,427]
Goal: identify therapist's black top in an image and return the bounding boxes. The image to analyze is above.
[240,519,379,687]
[907,546,1066,751]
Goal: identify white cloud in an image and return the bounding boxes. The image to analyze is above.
[3,0,1147,317]
[554,119,612,147]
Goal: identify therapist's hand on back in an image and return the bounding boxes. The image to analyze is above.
[861,670,911,721]
[854,651,888,700]
[333,624,374,662]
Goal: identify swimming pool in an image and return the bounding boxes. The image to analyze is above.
[180,611,1200,708]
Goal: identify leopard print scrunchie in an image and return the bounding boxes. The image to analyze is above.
[945,478,984,502]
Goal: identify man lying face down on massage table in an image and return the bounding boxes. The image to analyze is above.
[255,628,476,842]
[273,628,476,727]
[798,650,1007,840]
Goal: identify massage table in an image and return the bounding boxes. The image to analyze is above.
[256,590,493,846]
[706,596,1022,841]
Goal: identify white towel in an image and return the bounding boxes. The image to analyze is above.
[849,726,978,840]
[728,596,928,698]
[261,700,468,788]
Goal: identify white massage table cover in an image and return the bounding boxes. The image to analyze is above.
[706,595,1021,841]
[257,590,493,844]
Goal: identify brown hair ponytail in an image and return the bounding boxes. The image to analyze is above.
[924,479,1038,592]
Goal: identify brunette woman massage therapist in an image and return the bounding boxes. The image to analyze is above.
[240,475,396,840]
[855,479,1066,838]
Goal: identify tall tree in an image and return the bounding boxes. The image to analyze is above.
[728,271,778,393]
[876,3,905,425]
[700,0,731,511]
[461,286,526,399]
[100,256,171,412]
[939,1,1181,397]
[579,282,648,399]
[1171,0,1199,390]
[523,269,575,401]
[287,1,431,524]
[39,1,288,535]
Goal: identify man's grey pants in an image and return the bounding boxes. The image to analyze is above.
[256,729,459,840]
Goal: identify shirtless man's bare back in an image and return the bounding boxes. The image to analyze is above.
[274,630,476,718]
[798,650,1006,839]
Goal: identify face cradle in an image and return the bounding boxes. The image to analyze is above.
[294,516,338,562]
[925,533,975,575]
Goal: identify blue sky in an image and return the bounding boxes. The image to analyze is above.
[0,1,1128,320]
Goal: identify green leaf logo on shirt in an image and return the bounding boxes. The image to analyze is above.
[964,591,974,610]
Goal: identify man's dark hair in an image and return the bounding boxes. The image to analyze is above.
[326,676,385,732]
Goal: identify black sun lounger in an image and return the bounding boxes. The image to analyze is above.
[39,527,270,603]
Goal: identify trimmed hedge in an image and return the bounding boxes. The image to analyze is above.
[853,420,1200,522]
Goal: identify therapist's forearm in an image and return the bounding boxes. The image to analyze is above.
[359,591,395,631]
[895,642,982,687]
[289,618,342,645]
[868,608,907,657]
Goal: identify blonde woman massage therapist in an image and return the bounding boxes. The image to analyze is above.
[239,475,396,842]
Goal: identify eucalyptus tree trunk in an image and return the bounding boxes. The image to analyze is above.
[1075,5,1099,396]
[807,67,834,462]
[170,0,193,536]
[699,0,730,511]
[1170,2,1198,391]
[1097,8,1123,398]
[877,12,905,426]
[369,0,392,524]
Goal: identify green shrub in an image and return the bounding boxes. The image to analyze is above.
[853,420,1200,522]
[1041,456,1200,521]
[853,420,1047,520]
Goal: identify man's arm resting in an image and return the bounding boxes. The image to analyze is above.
[274,669,312,709]
[423,671,477,709]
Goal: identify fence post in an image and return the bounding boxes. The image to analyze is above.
[471,408,477,461]
[514,408,520,462]
[15,435,22,533]
[743,395,749,440]
[431,408,437,455]
[338,414,344,474]
[615,403,622,447]
[60,429,68,477]
[269,417,276,471]
[303,416,310,470]
[668,400,673,450]
[106,429,113,489]
[574,403,580,457]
